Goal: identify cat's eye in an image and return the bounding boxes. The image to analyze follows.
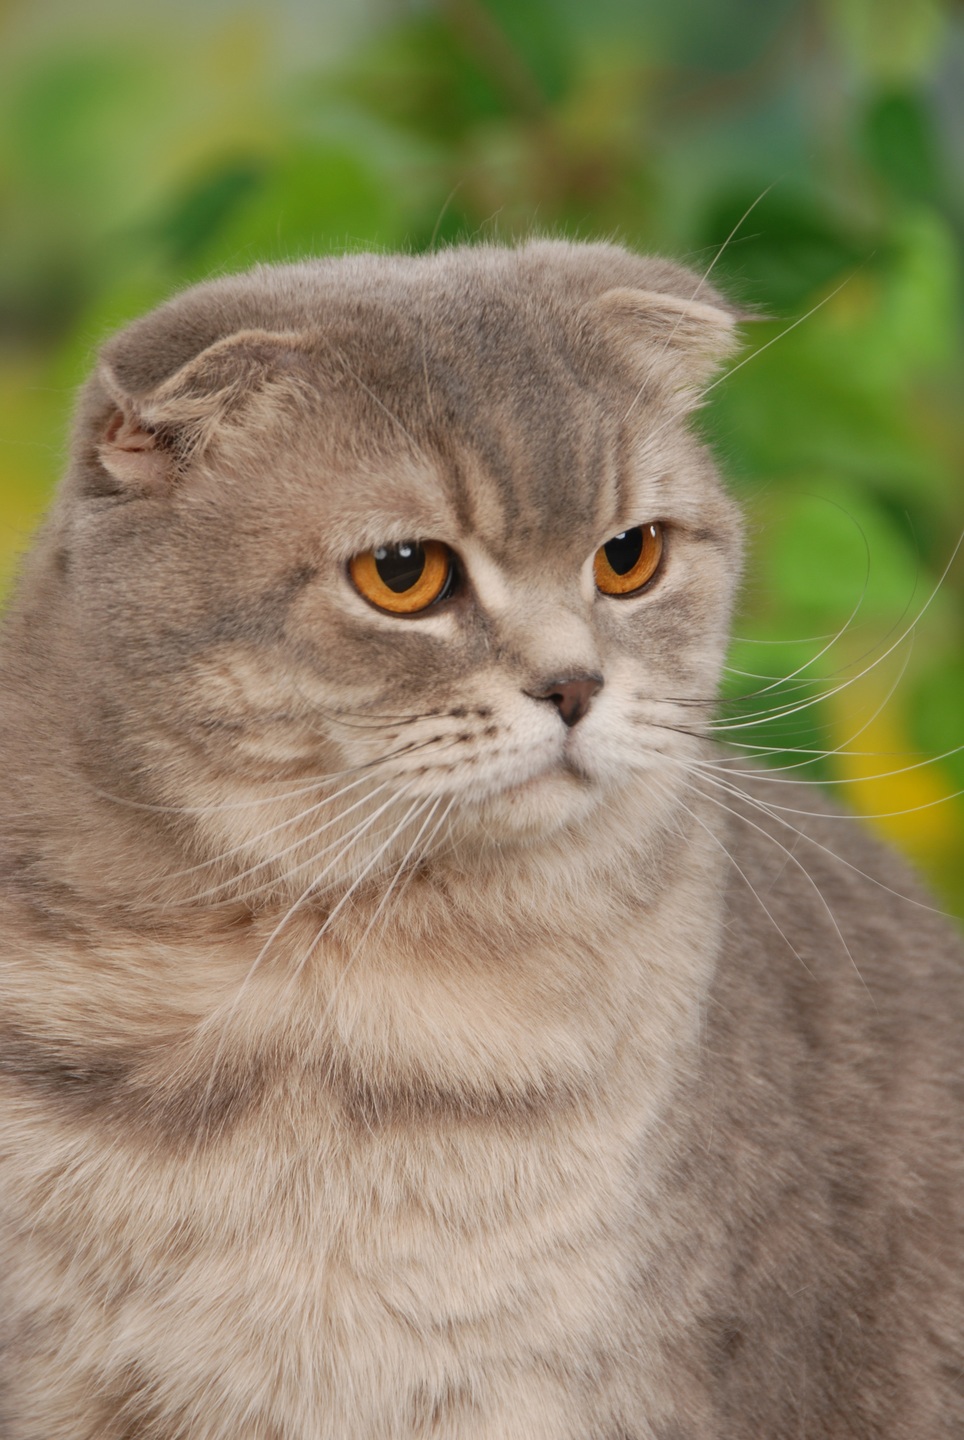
[593,523,665,597]
[349,539,456,614]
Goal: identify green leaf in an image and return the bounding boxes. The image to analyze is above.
[177,145,407,272]
[155,162,267,266]
[749,483,926,633]
[909,659,964,792]
[699,185,870,312]
[862,87,942,203]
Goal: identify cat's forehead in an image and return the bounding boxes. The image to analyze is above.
[96,241,735,559]
[255,260,697,558]
[288,355,653,569]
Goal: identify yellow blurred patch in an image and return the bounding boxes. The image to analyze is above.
[827,670,961,874]
[0,356,65,599]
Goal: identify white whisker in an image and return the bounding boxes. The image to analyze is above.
[284,792,448,1009]
[674,768,873,999]
[191,784,445,1132]
[696,271,860,404]
[658,774,815,979]
[162,776,398,894]
[666,755,955,920]
[299,793,458,1069]
[623,183,775,424]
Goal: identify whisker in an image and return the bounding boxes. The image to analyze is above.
[169,776,428,909]
[157,773,395,887]
[693,754,964,817]
[292,791,450,994]
[702,633,913,734]
[722,665,815,685]
[696,271,861,404]
[345,793,451,948]
[735,524,874,705]
[192,787,444,1125]
[623,182,776,424]
[286,793,444,999]
[678,760,958,920]
[87,728,455,819]
[731,630,843,646]
[688,182,776,306]
[641,692,939,785]
[190,871,321,1142]
[158,731,466,905]
[712,629,915,777]
[299,793,458,1066]
[673,769,873,1000]
[429,178,466,252]
[90,774,349,818]
[369,793,456,928]
[626,268,865,474]
[164,779,401,904]
[660,775,815,979]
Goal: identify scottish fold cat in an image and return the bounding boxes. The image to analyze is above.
[0,241,960,1438]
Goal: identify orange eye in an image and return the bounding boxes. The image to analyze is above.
[593,523,665,596]
[349,539,455,614]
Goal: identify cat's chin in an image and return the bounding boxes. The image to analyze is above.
[459,765,604,844]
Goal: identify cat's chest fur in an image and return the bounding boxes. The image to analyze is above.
[2,842,719,1440]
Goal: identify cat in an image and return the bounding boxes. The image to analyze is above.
[0,239,961,1440]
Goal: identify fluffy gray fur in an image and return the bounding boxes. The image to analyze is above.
[0,241,961,1438]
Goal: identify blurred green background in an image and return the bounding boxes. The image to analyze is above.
[1,0,962,911]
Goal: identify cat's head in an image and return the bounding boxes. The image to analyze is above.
[41,241,743,904]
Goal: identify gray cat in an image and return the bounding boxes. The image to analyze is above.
[0,241,961,1438]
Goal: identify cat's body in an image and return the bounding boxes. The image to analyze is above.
[0,242,960,1438]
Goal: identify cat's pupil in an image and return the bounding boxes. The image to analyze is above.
[604,529,643,575]
[374,541,425,593]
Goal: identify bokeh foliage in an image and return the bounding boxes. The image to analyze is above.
[1,0,962,909]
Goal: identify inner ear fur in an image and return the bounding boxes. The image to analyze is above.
[594,287,740,395]
[96,329,312,492]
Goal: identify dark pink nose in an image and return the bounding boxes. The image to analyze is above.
[525,673,603,728]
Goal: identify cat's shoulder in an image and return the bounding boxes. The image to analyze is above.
[701,759,964,1084]
[650,759,964,1436]
[721,759,961,952]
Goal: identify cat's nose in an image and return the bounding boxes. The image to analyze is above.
[525,673,604,728]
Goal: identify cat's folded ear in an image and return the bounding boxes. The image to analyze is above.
[593,288,740,399]
[94,330,312,494]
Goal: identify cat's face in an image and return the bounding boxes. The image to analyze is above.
[58,243,743,902]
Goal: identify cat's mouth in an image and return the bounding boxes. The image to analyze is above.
[509,752,591,791]
[468,752,597,832]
